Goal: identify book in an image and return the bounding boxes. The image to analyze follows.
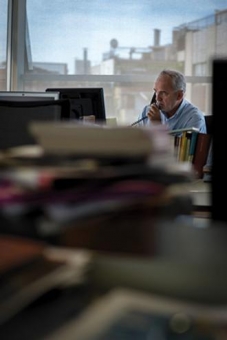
[193,133,211,179]
[0,235,91,326]
[178,131,187,161]
[203,139,212,182]
[184,131,193,161]
[178,130,194,162]
[188,130,199,162]
[172,135,181,161]
[29,122,154,159]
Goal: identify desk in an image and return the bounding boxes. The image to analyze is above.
[189,179,211,208]
[189,179,211,221]
[167,179,211,218]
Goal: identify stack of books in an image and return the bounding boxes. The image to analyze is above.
[0,122,194,253]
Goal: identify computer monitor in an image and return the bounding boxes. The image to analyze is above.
[0,91,60,101]
[45,87,106,123]
[0,91,70,149]
[212,58,227,224]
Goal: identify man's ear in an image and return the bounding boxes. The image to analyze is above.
[177,90,184,100]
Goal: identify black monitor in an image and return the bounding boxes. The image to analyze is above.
[45,87,106,123]
[0,91,70,149]
[212,59,227,224]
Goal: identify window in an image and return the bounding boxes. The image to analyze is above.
[4,0,227,124]
[0,0,8,90]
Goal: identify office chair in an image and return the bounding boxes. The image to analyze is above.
[0,99,70,150]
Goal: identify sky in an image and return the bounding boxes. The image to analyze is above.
[1,0,227,73]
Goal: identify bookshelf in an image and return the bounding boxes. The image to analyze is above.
[170,128,212,179]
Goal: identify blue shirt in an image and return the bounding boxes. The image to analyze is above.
[138,98,207,133]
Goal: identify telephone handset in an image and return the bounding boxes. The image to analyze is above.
[150,92,156,105]
[131,92,157,126]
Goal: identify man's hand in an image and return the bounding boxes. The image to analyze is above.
[147,103,161,122]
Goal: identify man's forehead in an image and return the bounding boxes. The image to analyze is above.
[154,75,173,89]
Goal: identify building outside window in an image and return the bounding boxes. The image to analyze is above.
[1,0,227,124]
